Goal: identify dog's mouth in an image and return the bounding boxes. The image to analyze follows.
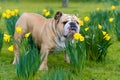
[64,27,77,38]
[69,28,77,34]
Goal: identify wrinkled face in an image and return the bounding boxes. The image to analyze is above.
[54,12,80,39]
[62,14,80,38]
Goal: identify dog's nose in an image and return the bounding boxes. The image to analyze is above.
[70,22,76,28]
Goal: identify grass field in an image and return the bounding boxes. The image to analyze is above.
[0,1,120,80]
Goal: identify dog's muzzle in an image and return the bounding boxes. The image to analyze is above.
[69,22,78,33]
[63,21,79,38]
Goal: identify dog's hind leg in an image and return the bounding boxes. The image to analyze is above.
[13,31,22,64]
[13,26,26,64]
[13,14,28,64]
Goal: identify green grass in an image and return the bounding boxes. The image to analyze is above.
[0,1,120,80]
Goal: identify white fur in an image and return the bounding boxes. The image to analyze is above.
[67,16,72,21]
[54,36,66,52]
[63,21,71,36]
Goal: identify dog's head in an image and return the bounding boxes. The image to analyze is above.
[54,11,80,39]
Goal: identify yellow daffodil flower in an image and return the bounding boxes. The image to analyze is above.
[2,9,19,18]
[4,34,11,42]
[14,9,19,14]
[104,34,111,41]
[111,5,116,10]
[74,33,81,40]
[105,35,111,41]
[25,32,31,38]
[6,9,11,15]
[84,16,90,22]
[8,45,14,52]
[78,19,84,26]
[74,33,85,41]
[45,11,50,17]
[2,13,7,18]
[42,9,47,14]
[102,31,106,35]
[109,18,114,23]
[84,27,89,31]
[16,26,22,34]
[11,11,15,16]
[6,14,11,19]
[96,7,100,11]
[79,35,84,41]
[98,24,102,29]
[104,34,108,37]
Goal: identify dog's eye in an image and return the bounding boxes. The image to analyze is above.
[76,21,79,24]
[63,21,68,25]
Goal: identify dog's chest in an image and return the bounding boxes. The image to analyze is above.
[52,37,66,53]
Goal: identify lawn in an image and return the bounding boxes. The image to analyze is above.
[0,1,120,80]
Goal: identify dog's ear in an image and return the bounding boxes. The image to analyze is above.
[54,11,62,21]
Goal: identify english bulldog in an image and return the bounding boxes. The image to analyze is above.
[13,11,80,70]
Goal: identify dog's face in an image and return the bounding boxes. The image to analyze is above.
[54,12,80,39]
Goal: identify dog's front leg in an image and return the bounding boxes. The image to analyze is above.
[39,45,49,70]
[65,53,70,63]
[13,32,22,64]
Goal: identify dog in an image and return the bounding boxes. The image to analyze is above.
[13,11,80,70]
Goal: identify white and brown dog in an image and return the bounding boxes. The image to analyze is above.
[13,11,80,70]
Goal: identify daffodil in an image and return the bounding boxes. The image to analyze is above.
[79,35,84,42]
[104,34,111,41]
[14,9,19,14]
[45,11,50,17]
[8,45,14,52]
[6,14,11,19]
[84,27,89,31]
[6,9,11,15]
[84,16,90,22]
[42,8,47,14]
[25,32,31,38]
[105,35,111,41]
[98,24,102,29]
[102,31,106,35]
[4,34,10,42]
[2,12,7,18]
[2,9,19,18]
[11,11,15,16]
[74,33,81,40]
[78,19,84,26]
[96,7,100,11]
[104,34,108,37]
[109,18,114,23]
[16,26,22,34]
[111,5,116,10]
[74,33,85,41]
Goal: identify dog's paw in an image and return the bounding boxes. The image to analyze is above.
[65,58,70,63]
[39,64,48,70]
[65,54,70,63]
[12,60,16,64]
